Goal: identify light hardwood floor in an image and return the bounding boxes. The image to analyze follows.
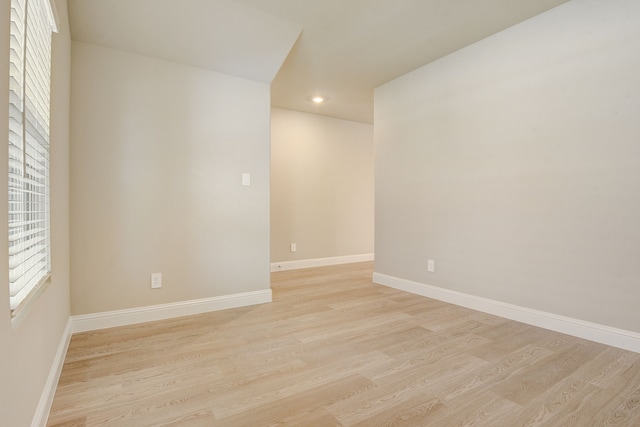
[48,262,640,426]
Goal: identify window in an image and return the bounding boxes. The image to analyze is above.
[8,0,57,314]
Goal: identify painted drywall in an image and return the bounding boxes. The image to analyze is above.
[0,0,71,425]
[271,108,374,262]
[375,0,640,332]
[70,43,271,315]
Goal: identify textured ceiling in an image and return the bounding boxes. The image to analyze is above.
[68,0,571,124]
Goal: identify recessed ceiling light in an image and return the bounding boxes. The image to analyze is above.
[312,96,325,104]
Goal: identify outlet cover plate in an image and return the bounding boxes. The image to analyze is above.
[151,273,162,289]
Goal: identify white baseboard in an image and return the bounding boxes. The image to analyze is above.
[32,318,72,427]
[71,290,272,333]
[373,272,640,354]
[271,253,374,272]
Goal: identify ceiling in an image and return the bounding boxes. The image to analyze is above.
[68,0,571,124]
[68,0,302,83]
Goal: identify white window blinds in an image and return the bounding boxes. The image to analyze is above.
[8,0,57,313]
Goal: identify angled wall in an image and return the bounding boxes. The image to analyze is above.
[70,43,271,315]
[375,0,640,333]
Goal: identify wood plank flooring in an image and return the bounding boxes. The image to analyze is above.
[47,262,640,426]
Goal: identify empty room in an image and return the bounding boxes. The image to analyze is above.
[1,0,639,425]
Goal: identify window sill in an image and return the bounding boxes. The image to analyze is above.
[11,274,52,330]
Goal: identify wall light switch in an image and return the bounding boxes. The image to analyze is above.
[290,243,297,253]
[242,173,251,186]
[427,259,435,273]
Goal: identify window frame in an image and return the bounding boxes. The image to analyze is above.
[7,0,58,322]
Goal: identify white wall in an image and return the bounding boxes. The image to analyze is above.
[0,0,71,425]
[375,0,640,332]
[271,108,374,263]
[70,43,271,315]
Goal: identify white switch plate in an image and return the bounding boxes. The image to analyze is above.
[427,259,435,273]
[290,243,297,253]
[242,173,251,186]
[151,273,162,289]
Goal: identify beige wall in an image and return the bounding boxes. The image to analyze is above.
[70,43,271,315]
[0,0,71,425]
[271,108,374,262]
[375,0,640,332]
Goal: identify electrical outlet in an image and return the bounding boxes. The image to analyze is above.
[290,243,297,253]
[427,259,435,273]
[151,273,162,289]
